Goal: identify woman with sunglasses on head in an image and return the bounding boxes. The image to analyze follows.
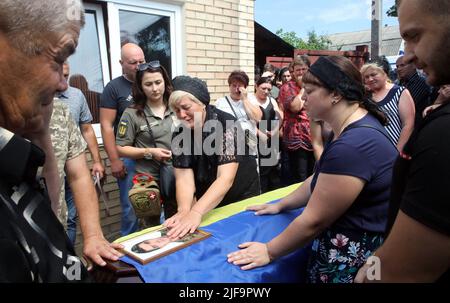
[227,56,397,283]
[116,61,177,228]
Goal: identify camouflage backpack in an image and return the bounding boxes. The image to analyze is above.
[128,173,162,220]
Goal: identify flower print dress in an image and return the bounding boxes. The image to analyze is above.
[306,229,383,283]
[304,114,398,283]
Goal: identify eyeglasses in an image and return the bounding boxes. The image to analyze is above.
[138,60,161,71]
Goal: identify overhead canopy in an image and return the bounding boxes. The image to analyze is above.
[254,21,294,72]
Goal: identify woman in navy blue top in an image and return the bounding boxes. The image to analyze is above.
[228,56,398,283]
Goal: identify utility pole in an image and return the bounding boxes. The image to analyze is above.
[371,0,382,60]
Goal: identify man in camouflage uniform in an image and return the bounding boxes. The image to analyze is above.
[49,99,124,268]
[49,100,86,226]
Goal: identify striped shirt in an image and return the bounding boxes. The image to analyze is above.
[377,85,405,145]
[398,72,436,125]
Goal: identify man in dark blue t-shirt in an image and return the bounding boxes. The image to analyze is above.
[100,43,145,236]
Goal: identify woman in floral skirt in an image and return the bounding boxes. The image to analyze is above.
[227,56,397,283]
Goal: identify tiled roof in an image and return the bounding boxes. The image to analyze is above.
[327,25,403,56]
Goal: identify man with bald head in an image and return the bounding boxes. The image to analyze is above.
[396,56,416,83]
[119,43,146,83]
[396,56,437,124]
[100,43,145,236]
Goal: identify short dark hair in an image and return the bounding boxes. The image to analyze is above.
[131,241,158,254]
[397,0,450,18]
[228,70,249,87]
[371,55,392,78]
[298,55,311,67]
[256,76,273,87]
[289,57,309,70]
[263,63,276,73]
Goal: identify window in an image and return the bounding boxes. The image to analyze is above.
[108,1,183,80]
[119,10,172,78]
[67,3,109,124]
[66,1,182,138]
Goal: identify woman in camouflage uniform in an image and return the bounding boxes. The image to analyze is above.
[116,61,176,228]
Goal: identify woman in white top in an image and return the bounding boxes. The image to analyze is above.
[215,70,262,157]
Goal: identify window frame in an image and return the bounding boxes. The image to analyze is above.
[105,0,184,79]
[82,2,111,88]
[83,0,184,142]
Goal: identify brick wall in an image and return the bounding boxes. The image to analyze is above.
[184,0,255,102]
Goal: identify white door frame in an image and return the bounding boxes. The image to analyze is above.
[83,2,111,87]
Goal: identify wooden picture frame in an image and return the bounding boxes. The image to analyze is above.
[119,226,211,265]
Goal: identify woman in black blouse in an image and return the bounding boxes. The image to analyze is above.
[164,76,260,238]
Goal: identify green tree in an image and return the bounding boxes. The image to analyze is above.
[276,29,331,50]
[387,4,397,17]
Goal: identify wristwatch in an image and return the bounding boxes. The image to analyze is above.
[143,149,153,160]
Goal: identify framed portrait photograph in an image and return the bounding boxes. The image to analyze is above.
[119,227,211,265]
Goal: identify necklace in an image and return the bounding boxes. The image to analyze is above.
[335,106,360,139]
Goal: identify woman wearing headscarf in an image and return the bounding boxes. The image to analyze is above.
[227,56,398,283]
[164,76,260,238]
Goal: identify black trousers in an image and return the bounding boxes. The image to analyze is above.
[280,147,293,186]
[259,163,280,193]
[287,148,315,183]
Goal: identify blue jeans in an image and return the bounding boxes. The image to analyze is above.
[65,178,77,245]
[118,158,138,236]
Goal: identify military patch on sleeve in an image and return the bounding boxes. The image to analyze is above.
[118,121,128,138]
